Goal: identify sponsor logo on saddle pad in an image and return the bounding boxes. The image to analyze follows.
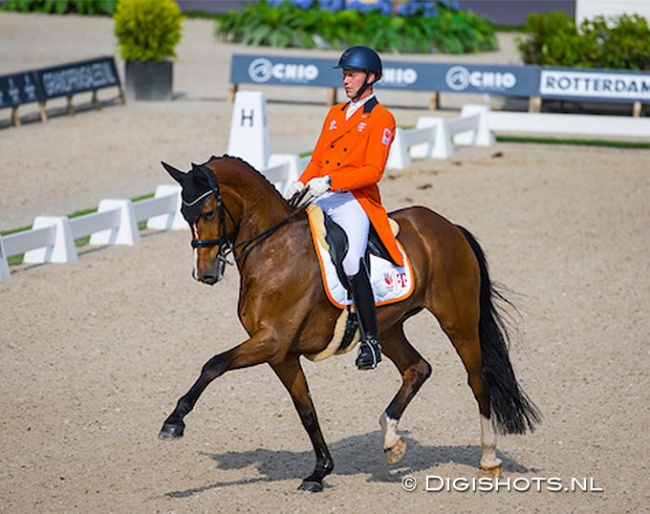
[306,204,414,309]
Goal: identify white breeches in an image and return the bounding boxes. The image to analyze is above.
[315,191,369,276]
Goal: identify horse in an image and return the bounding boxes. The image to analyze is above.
[158,155,541,492]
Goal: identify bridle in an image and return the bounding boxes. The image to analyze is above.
[184,168,238,272]
[185,166,309,270]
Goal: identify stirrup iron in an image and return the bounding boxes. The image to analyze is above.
[356,338,382,370]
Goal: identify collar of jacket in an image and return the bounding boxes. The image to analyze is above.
[341,96,379,114]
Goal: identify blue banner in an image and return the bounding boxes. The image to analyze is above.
[379,62,537,96]
[35,56,121,100]
[231,55,650,105]
[230,54,538,97]
[0,72,42,109]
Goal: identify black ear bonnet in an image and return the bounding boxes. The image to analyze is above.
[179,164,220,224]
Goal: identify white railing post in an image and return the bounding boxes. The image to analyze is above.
[23,216,78,264]
[386,127,411,169]
[0,237,10,280]
[146,184,185,230]
[409,118,439,159]
[455,104,495,146]
[266,153,304,194]
[89,199,140,246]
[430,118,453,159]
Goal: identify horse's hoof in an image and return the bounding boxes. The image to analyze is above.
[480,463,502,477]
[384,437,407,465]
[297,480,323,493]
[158,421,185,439]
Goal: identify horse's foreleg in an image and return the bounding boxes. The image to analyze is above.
[270,356,333,493]
[380,324,432,465]
[159,331,279,439]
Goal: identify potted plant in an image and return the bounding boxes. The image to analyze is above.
[113,0,184,101]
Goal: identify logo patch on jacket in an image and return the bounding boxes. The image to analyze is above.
[329,120,338,131]
[358,122,366,132]
[382,128,392,145]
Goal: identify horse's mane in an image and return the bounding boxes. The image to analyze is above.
[202,154,287,203]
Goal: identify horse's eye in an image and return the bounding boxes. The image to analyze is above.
[203,209,216,221]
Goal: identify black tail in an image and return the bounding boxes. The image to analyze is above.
[457,225,542,435]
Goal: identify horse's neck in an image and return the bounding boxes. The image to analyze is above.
[224,169,292,243]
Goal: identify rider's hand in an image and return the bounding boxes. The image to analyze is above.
[284,180,305,200]
[306,176,331,197]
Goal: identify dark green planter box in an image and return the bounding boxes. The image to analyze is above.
[125,60,173,101]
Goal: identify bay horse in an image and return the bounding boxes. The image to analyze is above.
[159,155,540,492]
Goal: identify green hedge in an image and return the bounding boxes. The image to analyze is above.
[517,11,650,70]
[1,0,117,15]
[215,1,497,54]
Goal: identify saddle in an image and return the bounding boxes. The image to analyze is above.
[306,203,413,307]
[304,204,414,362]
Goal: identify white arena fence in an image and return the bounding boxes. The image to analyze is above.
[0,185,184,280]
[0,156,310,281]
[486,110,650,138]
[3,98,648,280]
[386,105,650,170]
[386,104,495,169]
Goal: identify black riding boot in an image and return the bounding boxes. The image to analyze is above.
[349,260,381,370]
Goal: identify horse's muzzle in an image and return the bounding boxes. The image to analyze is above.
[193,259,225,285]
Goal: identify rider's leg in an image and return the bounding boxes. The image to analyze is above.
[348,258,381,370]
[316,192,380,370]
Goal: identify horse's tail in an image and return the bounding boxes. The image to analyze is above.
[457,225,542,435]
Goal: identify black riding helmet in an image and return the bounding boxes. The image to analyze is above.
[334,46,382,101]
[334,46,383,81]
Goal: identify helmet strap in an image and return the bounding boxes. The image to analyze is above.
[352,72,374,102]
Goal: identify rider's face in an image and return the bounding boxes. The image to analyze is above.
[342,69,375,100]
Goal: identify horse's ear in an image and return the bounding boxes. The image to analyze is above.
[161,161,185,184]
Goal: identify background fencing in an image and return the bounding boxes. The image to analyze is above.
[3,91,649,280]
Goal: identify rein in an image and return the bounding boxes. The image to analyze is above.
[230,206,306,263]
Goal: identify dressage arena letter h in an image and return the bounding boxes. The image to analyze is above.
[240,109,254,127]
[227,91,270,171]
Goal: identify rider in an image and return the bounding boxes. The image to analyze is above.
[284,46,403,370]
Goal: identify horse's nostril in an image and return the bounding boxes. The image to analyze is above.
[199,273,218,285]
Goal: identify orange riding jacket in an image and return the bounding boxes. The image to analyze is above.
[299,97,403,266]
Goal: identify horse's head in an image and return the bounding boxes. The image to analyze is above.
[162,160,236,285]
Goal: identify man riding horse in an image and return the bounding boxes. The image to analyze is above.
[159,46,540,493]
[285,46,401,371]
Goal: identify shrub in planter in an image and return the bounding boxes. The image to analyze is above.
[113,0,184,100]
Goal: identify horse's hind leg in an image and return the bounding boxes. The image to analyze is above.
[380,323,432,464]
[440,319,502,475]
[270,356,333,493]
